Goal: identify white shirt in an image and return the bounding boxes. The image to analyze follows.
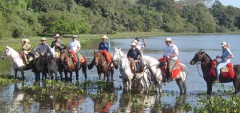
[68,40,81,51]
[136,42,144,50]
[164,44,179,60]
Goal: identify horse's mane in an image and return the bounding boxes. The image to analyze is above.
[202,52,212,61]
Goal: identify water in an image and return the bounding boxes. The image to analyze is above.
[0,34,240,113]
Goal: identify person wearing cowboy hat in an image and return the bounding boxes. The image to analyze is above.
[88,35,113,70]
[127,41,143,74]
[68,35,81,68]
[51,34,65,52]
[21,39,31,64]
[215,41,233,82]
[163,37,179,84]
[34,37,51,55]
[134,37,146,55]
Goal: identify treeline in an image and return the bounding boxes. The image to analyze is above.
[0,0,240,38]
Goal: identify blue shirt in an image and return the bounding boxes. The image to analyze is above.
[98,41,110,51]
[221,48,232,62]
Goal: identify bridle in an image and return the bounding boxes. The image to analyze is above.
[61,51,71,69]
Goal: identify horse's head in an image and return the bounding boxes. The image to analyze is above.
[94,50,103,65]
[119,57,128,70]
[2,46,12,59]
[190,49,205,65]
[60,49,68,61]
[158,57,168,69]
[113,47,123,65]
[49,47,55,58]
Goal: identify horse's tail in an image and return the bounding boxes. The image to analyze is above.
[81,54,87,78]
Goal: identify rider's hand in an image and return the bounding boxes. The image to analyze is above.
[56,43,60,47]
[216,55,220,59]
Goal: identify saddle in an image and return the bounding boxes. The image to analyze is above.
[158,57,182,79]
[69,50,85,64]
[209,59,234,79]
[100,50,113,67]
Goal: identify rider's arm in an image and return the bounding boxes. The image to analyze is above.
[107,42,110,51]
[142,37,146,46]
[75,41,81,52]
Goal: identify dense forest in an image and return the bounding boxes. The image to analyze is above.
[0,0,240,38]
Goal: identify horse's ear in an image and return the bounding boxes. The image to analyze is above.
[199,49,203,52]
[6,46,9,49]
[119,48,122,51]
[115,47,117,51]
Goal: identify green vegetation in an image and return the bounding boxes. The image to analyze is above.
[0,0,239,39]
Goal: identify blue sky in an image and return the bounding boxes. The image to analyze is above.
[218,0,240,8]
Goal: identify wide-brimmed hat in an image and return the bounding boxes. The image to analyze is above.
[22,39,30,42]
[130,42,136,46]
[165,37,172,42]
[40,38,47,41]
[133,40,138,43]
[221,41,227,47]
[53,34,61,38]
[72,35,77,38]
[102,35,108,39]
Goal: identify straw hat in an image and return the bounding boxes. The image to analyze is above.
[53,34,61,38]
[130,42,136,46]
[72,35,77,38]
[165,37,172,42]
[22,39,30,42]
[102,35,108,39]
[40,38,47,41]
[221,42,227,47]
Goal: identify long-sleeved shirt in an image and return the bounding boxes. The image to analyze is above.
[98,41,110,51]
[51,40,64,52]
[127,48,141,60]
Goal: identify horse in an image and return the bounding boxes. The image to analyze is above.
[190,49,240,94]
[47,47,64,81]
[113,48,188,95]
[93,50,114,81]
[60,49,87,81]
[158,57,188,95]
[113,48,149,91]
[35,50,48,80]
[1,46,35,80]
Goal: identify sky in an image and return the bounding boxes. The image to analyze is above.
[219,0,240,8]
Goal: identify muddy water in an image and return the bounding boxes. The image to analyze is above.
[0,34,240,113]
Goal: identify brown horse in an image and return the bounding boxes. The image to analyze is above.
[93,51,114,81]
[190,49,240,94]
[35,50,48,80]
[60,49,87,81]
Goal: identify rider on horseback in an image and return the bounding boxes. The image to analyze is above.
[20,39,31,64]
[163,38,179,84]
[51,34,65,57]
[68,35,81,68]
[88,35,113,69]
[127,41,143,73]
[215,42,234,82]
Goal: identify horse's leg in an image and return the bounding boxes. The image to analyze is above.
[70,72,72,81]
[54,71,58,81]
[206,81,213,95]
[143,73,149,92]
[75,70,79,81]
[14,69,18,79]
[20,69,25,80]
[111,68,114,81]
[64,71,68,81]
[176,78,183,95]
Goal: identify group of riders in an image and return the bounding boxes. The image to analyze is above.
[20,34,233,83]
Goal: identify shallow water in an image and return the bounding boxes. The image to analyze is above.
[0,34,240,113]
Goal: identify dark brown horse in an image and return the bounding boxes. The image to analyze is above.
[60,49,87,81]
[35,50,48,80]
[190,49,240,94]
[94,51,114,81]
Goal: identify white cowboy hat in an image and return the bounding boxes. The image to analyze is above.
[22,39,30,42]
[165,37,172,42]
[40,38,47,41]
[54,34,61,38]
[102,35,108,39]
[130,42,136,46]
[221,41,227,47]
[72,35,77,38]
[133,40,138,43]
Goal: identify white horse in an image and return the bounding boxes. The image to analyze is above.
[113,48,149,92]
[1,46,34,80]
[114,48,188,95]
